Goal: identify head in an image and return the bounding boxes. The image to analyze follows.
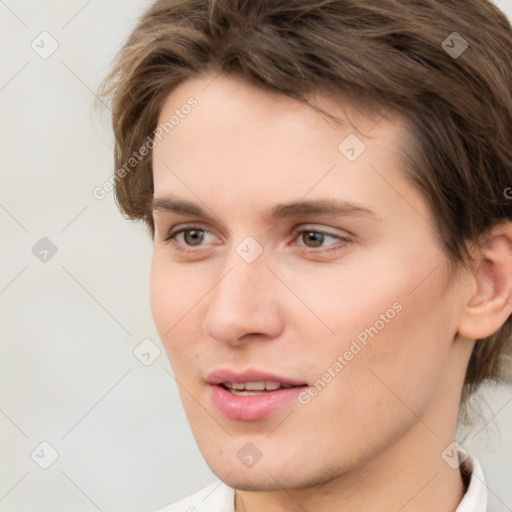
[100,0,512,491]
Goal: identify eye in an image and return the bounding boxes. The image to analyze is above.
[294,227,350,252]
[298,230,336,247]
[163,225,217,248]
[162,223,351,256]
[178,228,206,246]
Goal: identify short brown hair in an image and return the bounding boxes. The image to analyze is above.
[100,0,512,404]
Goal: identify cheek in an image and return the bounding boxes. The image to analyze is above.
[320,270,456,427]
[287,248,457,397]
[149,257,193,353]
[149,254,217,377]
[149,258,172,338]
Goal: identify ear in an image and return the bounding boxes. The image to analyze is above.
[458,222,512,340]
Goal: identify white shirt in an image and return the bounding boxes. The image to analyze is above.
[157,452,487,512]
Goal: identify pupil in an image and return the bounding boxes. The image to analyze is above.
[304,231,324,247]
[184,229,204,245]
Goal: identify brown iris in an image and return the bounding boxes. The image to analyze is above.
[302,231,325,247]
[183,229,204,246]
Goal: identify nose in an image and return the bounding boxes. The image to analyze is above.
[202,255,284,346]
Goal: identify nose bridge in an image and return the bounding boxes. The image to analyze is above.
[203,247,282,342]
[213,254,272,315]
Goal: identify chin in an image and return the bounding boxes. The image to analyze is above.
[204,452,339,492]
[215,469,304,492]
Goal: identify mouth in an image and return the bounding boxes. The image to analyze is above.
[206,369,308,421]
[219,380,297,395]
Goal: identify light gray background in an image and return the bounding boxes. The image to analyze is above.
[1,1,511,511]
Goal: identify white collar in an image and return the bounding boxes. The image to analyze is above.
[455,450,487,512]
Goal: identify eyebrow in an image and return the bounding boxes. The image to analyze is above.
[151,195,377,221]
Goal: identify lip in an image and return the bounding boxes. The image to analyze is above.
[206,368,307,387]
[206,368,308,421]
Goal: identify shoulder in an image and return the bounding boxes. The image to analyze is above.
[155,480,235,512]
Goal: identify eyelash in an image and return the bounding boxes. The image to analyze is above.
[162,224,351,255]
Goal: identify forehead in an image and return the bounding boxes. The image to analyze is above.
[154,73,403,153]
[151,74,419,221]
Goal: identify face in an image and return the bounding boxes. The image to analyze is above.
[150,74,467,491]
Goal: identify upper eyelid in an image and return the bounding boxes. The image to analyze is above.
[153,210,231,236]
[293,225,351,237]
[165,222,347,235]
[164,223,215,241]
[164,223,349,245]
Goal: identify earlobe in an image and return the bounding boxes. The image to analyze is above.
[458,222,512,340]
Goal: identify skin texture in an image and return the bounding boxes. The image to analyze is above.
[149,74,495,512]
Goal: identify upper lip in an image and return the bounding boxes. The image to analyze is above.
[206,368,307,387]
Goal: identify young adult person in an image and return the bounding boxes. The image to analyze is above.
[100,1,512,510]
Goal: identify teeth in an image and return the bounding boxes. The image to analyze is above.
[229,390,264,396]
[223,381,284,392]
[244,381,266,391]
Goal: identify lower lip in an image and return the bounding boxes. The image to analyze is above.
[210,385,306,421]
